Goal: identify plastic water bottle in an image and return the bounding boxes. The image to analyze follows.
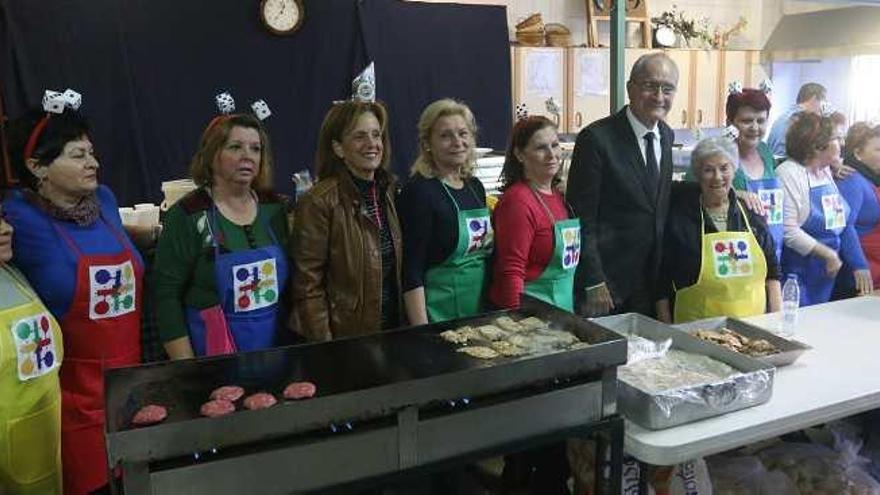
[780,274,800,337]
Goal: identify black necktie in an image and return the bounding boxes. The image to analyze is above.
[643,132,659,196]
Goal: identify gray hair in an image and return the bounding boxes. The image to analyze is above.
[690,136,739,178]
[629,52,679,84]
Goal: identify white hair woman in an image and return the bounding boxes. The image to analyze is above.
[656,136,782,323]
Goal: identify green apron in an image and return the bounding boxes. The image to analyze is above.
[523,187,581,312]
[424,181,493,322]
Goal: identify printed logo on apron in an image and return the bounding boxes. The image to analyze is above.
[712,237,754,278]
[11,312,59,381]
[233,258,278,312]
[821,194,846,230]
[88,261,137,319]
[466,216,492,253]
[758,188,784,225]
[561,226,581,269]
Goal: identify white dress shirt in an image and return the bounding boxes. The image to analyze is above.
[626,106,662,172]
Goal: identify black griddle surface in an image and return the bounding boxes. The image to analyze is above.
[106,302,625,434]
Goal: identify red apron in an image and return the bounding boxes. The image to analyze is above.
[52,218,142,495]
[864,185,880,287]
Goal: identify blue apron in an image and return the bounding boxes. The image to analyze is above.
[745,176,784,263]
[186,207,289,356]
[781,179,849,306]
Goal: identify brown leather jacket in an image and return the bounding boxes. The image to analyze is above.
[291,168,402,341]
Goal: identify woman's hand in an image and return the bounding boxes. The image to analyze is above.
[735,190,766,217]
[403,288,429,326]
[822,251,843,278]
[163,336,195,360]
[811,244,842,278]
[655,299,672,323]
[831,158,855,180]
[580,283,614,317]
[854,269,874,296]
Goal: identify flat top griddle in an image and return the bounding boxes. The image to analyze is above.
[104,298,626,464]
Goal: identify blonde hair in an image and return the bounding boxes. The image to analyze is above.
[189,113,274,193]
[410,98,478,179]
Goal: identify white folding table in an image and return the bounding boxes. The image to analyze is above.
[624,296,880,466]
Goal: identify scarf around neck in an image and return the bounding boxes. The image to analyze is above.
[846,154,880,187]
[25,189,101,226]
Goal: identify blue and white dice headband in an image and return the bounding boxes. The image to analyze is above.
[24,89,83,163]
[722,123,740,141]
[727,79,773,96]
[203,92,272,135]
[820,100,835,118]
[515,103,529,122]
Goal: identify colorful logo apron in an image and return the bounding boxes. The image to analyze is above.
[674,201,768,323]
[781,179,849,306]
[424,182,493,323]
[745,175,784,264]
[186,207,289,356]
[0,264,63,494]
[523,187,580,312]
[52,218,142,495]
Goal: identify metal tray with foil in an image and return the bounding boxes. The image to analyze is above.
[593,313,775,430]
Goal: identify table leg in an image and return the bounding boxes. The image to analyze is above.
[593,415,624,495]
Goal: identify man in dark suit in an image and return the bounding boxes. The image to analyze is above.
[566,52,679,317]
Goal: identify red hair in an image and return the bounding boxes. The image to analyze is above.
[726,89,771,124]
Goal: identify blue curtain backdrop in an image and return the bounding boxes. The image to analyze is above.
[0,0,510,205]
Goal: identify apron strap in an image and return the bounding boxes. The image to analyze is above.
[51,214,131,261]
[207,191,283,252]
[528,183,576,222]
[699,197,755,236]
[528,184,565,224]
[440,178,486,213]
[0,263,39,299]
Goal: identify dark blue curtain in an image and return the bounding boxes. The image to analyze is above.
[1,0,510,204]
[358,0,511,176]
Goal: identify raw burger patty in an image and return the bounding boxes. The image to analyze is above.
[132,404,168,426]
[243,392,278,410]
[210,385,245,402]
[200,399,235,418]
[283,381,317,400]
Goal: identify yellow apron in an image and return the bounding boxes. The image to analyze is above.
[0,264,63,494]
[674,201,768,323]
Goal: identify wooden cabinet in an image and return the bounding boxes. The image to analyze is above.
[511,47,766,133]
[567,47,610,133]
[691,50,721,128]
[511,46,567,129]
[719,50,769,125]
[663,49,692,130]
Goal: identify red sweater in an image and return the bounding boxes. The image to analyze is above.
[490,181,569,309]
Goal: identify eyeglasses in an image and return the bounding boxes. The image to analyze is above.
[633,80,677,96]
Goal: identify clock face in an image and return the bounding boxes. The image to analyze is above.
[655,26,677,47]
[262,0,301,34]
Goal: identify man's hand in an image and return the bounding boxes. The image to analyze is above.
[581,283,615,317]
[736,190,766,216]
[854,269,874,296]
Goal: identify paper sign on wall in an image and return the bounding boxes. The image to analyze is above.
[525,50,562,98]
[576,51,609,97]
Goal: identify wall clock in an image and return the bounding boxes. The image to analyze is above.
[260,0,304,36]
